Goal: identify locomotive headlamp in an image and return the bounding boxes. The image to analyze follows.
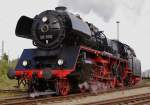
[22,60,28,67]
[22,60,30,67]
[42,16,48,23]
[58,59,64,66]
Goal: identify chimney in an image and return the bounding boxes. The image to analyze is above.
[55,6,67,12]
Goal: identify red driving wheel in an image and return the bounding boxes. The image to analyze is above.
[110,77,116,88]
[80,85,86,93]
[56,79,70,96]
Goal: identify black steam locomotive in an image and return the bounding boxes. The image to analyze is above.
[8,7,141,96]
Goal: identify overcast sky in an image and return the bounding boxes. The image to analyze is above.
[0,0,150,71]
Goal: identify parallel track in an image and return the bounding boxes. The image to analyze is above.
[1,84,150,105]
[0,93,89,105]
[0,89,26,93]
[81,93,150,105]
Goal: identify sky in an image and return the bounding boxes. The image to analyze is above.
[0,0,150,71]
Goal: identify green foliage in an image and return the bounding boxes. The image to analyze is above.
[0,60,9,79]
[9,59,18,69]
[2,53,9,61]
[0,55,18,89]
[0,54,18,80]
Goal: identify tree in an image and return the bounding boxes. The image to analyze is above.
[2,53,9,61]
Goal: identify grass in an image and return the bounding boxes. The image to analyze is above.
[0,58,18,90]
[0,58,21,97]
[0,78,17,89]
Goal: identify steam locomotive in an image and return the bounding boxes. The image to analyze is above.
[8,7,141,96]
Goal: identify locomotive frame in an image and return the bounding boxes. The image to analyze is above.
[13,45,140,96]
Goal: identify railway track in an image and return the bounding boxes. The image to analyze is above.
[0,95,29,104]
[81,93,150,105]
[0,93,89,105]
[0,89,27,93]
[1,84,150,105]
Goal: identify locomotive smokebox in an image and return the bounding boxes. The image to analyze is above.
[32,10,66,49]
[15,7,93,50]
